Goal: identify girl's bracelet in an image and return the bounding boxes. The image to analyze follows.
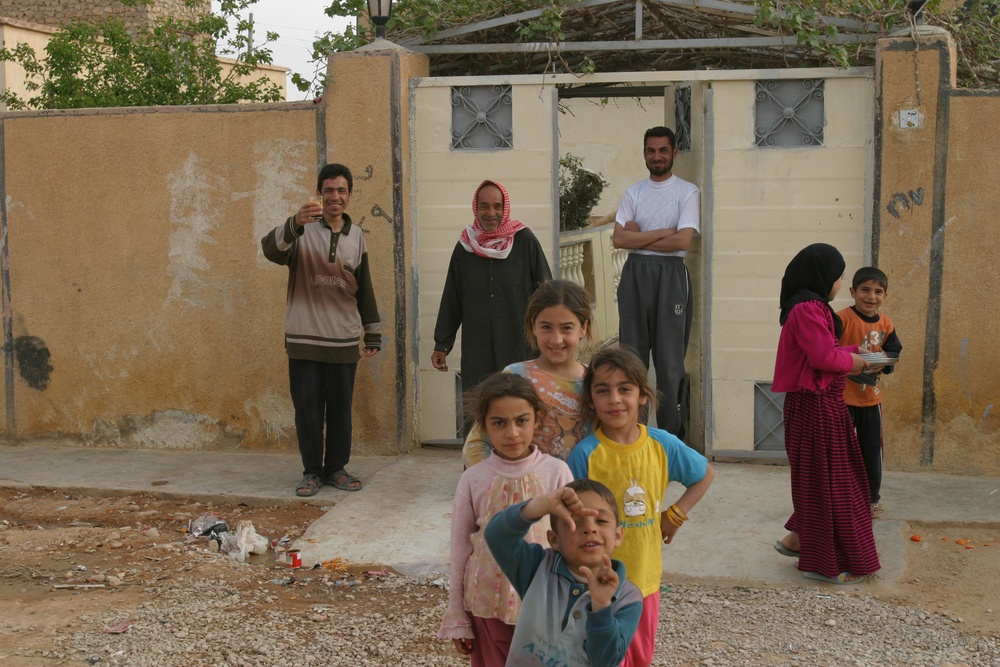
[666,504,688,528]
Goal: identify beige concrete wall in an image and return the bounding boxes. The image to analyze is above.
[412,76,558,441]
[0,45,427,456]
[875,31,1000,475]
[708,75,872,454]
[665,82,708,449]
[0,19,57,111]
[218,57,288,101]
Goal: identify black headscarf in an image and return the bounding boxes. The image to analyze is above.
[778,243,846,337]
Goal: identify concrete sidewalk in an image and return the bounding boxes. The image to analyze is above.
[1,442,997,587]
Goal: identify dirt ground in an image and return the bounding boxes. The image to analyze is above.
[1,487,997,665]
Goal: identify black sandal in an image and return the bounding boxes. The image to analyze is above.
[295,474,322,497]
[328,469,361,492]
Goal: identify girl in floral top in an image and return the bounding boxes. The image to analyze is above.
[463,280,595,467]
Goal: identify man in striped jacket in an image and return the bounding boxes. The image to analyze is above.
[262,163,382,498]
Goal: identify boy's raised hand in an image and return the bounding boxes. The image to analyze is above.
[521,486,596,531]
[579,554,619,611]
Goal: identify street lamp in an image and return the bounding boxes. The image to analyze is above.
[367,0,394,39]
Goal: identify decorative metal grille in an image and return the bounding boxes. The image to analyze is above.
[673,86,692,151]
[753,382,785,451]
[754,79,825,147]
[451,85,513,150]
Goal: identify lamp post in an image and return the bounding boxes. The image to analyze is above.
[367,0,393,39]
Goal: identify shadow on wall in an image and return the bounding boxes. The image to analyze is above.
[14,335,52,390]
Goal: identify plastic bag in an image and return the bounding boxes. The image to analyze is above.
[225,520,269,563]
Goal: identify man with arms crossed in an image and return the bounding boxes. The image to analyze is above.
[612,126,700,438]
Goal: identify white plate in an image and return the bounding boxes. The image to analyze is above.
[860,353,898,367]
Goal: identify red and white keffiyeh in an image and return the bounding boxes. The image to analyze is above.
[459,179,526,259]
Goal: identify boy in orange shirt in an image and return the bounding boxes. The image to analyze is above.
[837,267,902,518]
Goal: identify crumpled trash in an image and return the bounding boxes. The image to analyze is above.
[189,512,228,538]
[221,520,269,563]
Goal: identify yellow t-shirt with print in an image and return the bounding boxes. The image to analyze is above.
[567,425,709,596]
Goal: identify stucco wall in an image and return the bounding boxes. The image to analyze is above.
[325,44,428,453]
[0,45,427,454]
[2,104,323,448]
[875,31,1000,475]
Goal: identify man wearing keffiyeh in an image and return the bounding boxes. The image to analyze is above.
[432,180,552,434]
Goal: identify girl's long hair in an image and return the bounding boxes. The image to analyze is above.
[465,372,544,431]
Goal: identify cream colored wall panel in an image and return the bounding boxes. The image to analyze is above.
[414,81,556,441]
[711,351,777,382]
[419,369,462,440]
[710,78,872,151]
[711,380,759,451]
[711,320,777,349]
[711,152,869,185]
[706,74,870,454]
[710,82,756,149]
[559,96,667,216]
[413,87,454,152]
[822,78,875,148]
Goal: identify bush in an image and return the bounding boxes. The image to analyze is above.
[559,154,609,231]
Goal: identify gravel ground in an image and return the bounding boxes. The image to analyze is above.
[28,573,1000,667]
[3,488,997,667]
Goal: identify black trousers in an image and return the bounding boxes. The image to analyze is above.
[288,358,357,478]
[618,254,693,437]
[848,403,883,504]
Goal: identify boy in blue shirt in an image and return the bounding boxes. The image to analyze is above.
[485,479,643,667]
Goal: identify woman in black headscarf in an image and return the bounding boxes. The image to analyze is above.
[771,244,880,585]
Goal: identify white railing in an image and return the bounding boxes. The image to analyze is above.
[558,223,622,350]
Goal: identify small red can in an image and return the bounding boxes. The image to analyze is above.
[286,549,302,568]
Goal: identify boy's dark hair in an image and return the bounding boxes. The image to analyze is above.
[524,279,596,353]
[643,126,676,150]
[566,478,619,523]
[317,163,353,193]
[465,372,544,431]
[852,266,888,291]
[582,347,659,421]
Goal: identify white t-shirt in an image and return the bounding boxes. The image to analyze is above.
[615,174,701,257]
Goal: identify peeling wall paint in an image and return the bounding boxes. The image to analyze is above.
[165,154,224,309]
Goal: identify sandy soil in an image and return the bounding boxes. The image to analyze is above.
[0,487,996,665]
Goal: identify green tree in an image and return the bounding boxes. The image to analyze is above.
[559,154,609,232]
[305,0,997,91]
[0,0,283,110]
[294,0,570,94]
[751,0,999,90]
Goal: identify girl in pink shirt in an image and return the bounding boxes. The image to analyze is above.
[438,373,573,666]
[772,243,880,585]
